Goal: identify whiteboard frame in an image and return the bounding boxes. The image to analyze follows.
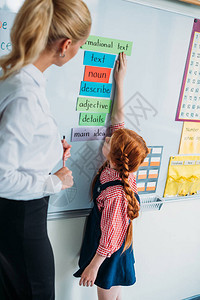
[124,0,200,18]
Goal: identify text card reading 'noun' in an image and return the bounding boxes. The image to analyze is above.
[83,51,116,68]
[79,113,107,126]
[71,127,107,142]
[77,97,111,113]
[84,66,111,83]
[81,35,133,56]
[80,81,112,98]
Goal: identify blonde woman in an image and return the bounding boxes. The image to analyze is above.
[0,0,91,299]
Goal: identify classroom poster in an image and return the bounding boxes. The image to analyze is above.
[176,19,200,122]
[164,155,200,197]
[179,122,200,154]
[135,146,163,194]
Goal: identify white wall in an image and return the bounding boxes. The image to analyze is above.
[48,198,200,300]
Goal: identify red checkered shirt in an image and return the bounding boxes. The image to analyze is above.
[96,122,138,257]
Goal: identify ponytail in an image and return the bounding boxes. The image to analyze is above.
[0,0,53,80]
[0,0,91,80]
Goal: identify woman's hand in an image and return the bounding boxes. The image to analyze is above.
[54,167,73,189]
[79,264,98,287]
[114,52,127,86]
[61,139,72,162]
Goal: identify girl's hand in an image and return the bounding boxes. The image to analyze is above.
[114,52,127,86]
[61,139,72,162]
[79,264,98,287]
[54,167,73,189]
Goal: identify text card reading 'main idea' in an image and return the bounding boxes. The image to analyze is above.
[81,36,133,56]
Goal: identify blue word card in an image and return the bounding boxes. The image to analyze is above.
[80,81,112,98]
[83,51,116,68]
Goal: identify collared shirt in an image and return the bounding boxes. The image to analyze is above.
[96,122,138,257]
[0,64,62,200]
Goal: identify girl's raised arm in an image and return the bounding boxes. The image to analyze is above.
[111,52,127,126]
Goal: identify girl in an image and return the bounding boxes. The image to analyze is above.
[74,52,149,300]
[0,0,91,299]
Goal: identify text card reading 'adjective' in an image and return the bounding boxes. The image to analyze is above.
[79,113,107,126]
[77,97,111,113]
[84,66,111,83]
[80,81,112,98]
[83,51,116,68]
[81,35,133,56]
[71,126,108,142]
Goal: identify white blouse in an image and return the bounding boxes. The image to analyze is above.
[0,64,63,200]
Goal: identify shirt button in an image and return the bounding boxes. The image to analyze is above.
[97,187,101,192]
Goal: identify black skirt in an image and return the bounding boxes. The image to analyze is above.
[0,196,55,300]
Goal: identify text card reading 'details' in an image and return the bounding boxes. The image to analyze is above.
[84,66,111,83]
[77,97,111,113]
[71,126,108,142]
[80,81,112,98]
[79,112,107,126]
[81,35,133,56]
[83,51,116,68]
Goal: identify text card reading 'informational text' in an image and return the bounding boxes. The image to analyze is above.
[71,126,108,142]
[81,35,133,56]
[77,97,111,113]
[83,51,116,68]
[80,81,112,98]
[79,112,107,126]
[84,66,111,83]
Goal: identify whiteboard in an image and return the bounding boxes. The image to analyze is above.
[0,0,196,218]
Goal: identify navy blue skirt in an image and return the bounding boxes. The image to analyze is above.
[73,178,137,289]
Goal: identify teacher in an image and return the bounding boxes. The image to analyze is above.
[0,0,91,299]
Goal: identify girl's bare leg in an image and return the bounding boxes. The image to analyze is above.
[97,286,122,300]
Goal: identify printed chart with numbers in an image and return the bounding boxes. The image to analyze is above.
[176,19,200,122]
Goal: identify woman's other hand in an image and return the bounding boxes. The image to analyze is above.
[54,167,73,189]
[61,139,72,162]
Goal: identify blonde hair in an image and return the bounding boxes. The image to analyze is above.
[0,0,91,80]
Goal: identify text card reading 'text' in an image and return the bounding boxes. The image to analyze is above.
[83,51,116,68]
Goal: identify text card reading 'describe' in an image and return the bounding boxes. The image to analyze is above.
[84,66,111,83]
[83,51,116,68]
[79,113,107,126]
[77,97,111,113]
[71,126,108,142]
[80,81,112,98]
[81,35,133,56]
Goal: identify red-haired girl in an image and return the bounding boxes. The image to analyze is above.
[74,52,149,300]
